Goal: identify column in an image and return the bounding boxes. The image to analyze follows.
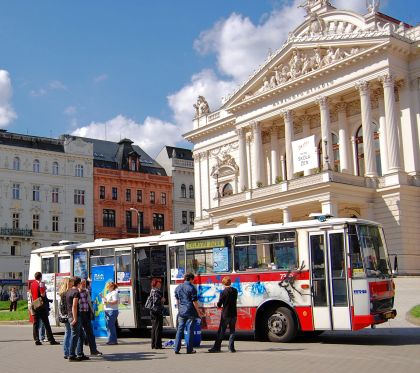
[251,121,264,187]
[283,207,290,223]
[280,155,286,181]
[350,136,359,176]
[316,96,333,171]
[336,102,351,174]
[397,78,420,174]
[282,110,294,180]
[236,127,249,191]
[375,89,388,175]
[193,152,202,219]
[270,125,280,184]
[355,80,377,177]
[301,115,313,176]
[379,74,401,172]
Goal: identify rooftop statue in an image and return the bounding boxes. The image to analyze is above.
[193,95,210,118]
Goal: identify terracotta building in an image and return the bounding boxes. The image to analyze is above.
[82,137,172,239]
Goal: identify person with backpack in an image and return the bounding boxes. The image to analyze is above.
[145,278,165,349]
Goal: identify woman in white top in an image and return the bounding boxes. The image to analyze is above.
[100,282,119,345]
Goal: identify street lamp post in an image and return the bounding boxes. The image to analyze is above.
[130,208,141,238]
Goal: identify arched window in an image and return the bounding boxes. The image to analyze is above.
[189,185,194,199]
[222,183,233,197]
[318,134,340,171]
[75,164,84,177]
[52,161,59,175]
[33,159,40,173]
[13,157,20,171]
[181,184,186,198]
[355,124,382,176]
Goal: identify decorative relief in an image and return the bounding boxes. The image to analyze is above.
[316,96,329,109]
[246,46,363,99]
[193,95,210,118]
[281,110,293,122]
[335,102,347,113]
[210,153,239,178]
[210,142,238,157]
[378,74,394,87]
[346,100,361,117]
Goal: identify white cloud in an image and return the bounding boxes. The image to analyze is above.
[64,106,77,116]
[71,114,181,157]
[30,80,67,97]
[0,70,17,127]
[94,74,108,83]
[194,1,305,82]
[168,69,237,132]
[49,80,67,91]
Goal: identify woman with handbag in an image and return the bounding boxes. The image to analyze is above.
[59,277,74,359]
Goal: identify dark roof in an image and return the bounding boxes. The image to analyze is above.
[0,130,64,152]
[67,136,167,176]
[164,146,193,161]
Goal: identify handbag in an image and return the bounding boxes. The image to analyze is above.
[32,296,44,311]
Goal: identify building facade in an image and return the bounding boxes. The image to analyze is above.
[184,1,420,274]
[0,130,94,295]
[156,146,195,232]
[78,137,173,239]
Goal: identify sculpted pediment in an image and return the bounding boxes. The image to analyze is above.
[225,43,373,107]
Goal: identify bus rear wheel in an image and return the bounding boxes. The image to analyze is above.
[265,306,297,343]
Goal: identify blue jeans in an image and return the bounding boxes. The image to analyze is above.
[174,316,195,353]
[104,310,119,343]
[39,320,45,340]
[69,317,83,358]
[63,321,71,357]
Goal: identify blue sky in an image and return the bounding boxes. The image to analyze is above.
[0,0,418,156]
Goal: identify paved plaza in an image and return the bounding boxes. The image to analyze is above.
[0,277,419,373]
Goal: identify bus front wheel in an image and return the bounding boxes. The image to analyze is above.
[265,306,297,343]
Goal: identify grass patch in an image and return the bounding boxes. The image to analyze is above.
[0,300,27,311]
[0,300,29,321]
[409,305,420,318]
[0,310,29,321]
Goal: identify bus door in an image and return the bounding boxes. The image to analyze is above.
[309,230,351,330]
[134,245,168,327]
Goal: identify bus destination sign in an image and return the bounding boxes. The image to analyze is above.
[185,238,226,250]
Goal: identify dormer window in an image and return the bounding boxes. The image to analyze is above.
[130,159,137,171]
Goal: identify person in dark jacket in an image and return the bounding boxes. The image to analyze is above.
[147,278,165,349]
[208,276,238,353]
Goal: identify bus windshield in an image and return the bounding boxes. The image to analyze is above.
[356,224,391,278]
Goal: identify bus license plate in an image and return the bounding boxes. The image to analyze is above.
[384,311,394,319]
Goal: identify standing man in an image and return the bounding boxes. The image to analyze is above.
[30,272,59,345]
[208,276,238,353]
[173,273,204,354]
[66,277,89,361]
[9,287,18,311]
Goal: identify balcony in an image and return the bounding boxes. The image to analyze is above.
[218,170,372,207]
[0,228,33,237]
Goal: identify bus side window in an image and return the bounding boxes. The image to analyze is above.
[348,229,364,277]
[170,246,185,279]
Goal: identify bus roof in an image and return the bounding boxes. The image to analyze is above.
[30,217,380,255]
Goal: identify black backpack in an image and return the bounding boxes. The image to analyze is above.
[58,294,68,323]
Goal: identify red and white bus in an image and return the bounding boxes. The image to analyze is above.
[28,216,396,342]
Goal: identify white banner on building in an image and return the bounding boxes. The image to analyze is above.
[292,135,318,173]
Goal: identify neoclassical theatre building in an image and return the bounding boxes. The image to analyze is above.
[184,1,420,274]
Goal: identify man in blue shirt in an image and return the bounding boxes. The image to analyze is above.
[174,273,204,354]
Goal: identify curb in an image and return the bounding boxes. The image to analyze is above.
[0,320,31,326]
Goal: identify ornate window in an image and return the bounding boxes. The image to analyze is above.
[52,187,59,203]
[153,213,165,230]
[32,185,41,201]
[75,164,84,177]
[74,217,85,233]
[12,213,20,229]
[103,209,116,227]
[12,183,20,200]
[161,192,167,205]
[189,185,194,199]
[181,184,186,198]
[33,214,40,231]
[222,183,233,196]
[33,159,40,173]
[13,157,20,171]
[52,161,59,175]
[74,189,85,205]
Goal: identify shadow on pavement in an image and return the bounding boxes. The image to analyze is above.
[101,352,167,361]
